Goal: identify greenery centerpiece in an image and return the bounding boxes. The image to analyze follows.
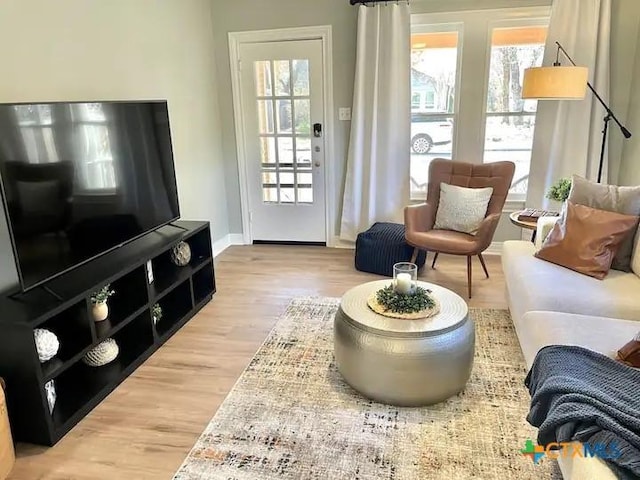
[90,284,115,322]
[546,178,571,203]
[367,284,439,320]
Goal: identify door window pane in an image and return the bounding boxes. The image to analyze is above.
[280,188,295,203]
[483,25,548,197]
[260,137,276,165]
[292,60,310,96]
[263,188,278,203]
[262,171,277,185]
[294,99,311,135]
[257,100,274,134]
[277,137,294,165]
[254,61,273,97]
[274,60,291,96]
[296,137,312,165]
[410,31,459,199]
[297,188,313,203]
[276,100,292,133]
[280,171,295,186]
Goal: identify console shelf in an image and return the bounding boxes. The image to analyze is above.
[0,221,215,446]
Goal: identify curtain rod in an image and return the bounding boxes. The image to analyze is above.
[349,0,409,5]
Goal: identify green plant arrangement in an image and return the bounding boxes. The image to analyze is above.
[90,284,115,305]
[375,285,435,314]
[152,303,163,322]
[546,178,572,202]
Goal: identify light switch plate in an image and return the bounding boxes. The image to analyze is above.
[339,107,352,121]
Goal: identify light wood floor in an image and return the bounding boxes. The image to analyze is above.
[9,246,507,480]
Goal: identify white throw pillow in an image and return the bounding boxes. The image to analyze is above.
[631,224,640,278]
[434,183,493,235]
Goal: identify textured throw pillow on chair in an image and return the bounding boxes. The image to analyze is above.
[433,183,493,235]
[535,201,639,279]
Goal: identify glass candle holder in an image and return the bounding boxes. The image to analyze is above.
[393,262,417,295]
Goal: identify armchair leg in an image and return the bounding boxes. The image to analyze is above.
[478,253,489,279]
[410,248,419,264]
[467,255,472,299]
[431,252,439,269]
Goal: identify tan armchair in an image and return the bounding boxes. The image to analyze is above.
[405,159,515,298]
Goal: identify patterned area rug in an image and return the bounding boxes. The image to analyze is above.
[174,297,560,480]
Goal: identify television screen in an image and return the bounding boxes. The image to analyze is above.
[0,100,180,291]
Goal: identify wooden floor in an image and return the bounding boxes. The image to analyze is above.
[9,246,507,480]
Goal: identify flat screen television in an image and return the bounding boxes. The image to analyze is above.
[0,100,180,291]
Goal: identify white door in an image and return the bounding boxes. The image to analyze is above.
[238,40,326,243]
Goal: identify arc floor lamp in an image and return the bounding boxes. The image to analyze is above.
[522,41,632,183]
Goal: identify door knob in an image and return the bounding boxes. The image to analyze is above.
[314,160,321,167]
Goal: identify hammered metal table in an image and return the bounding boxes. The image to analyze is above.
[334,280,474,406]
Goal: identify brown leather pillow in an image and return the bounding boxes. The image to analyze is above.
[535,201,640,279]
[617,333,640,368]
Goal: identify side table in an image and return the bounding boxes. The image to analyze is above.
[509,211,538,243]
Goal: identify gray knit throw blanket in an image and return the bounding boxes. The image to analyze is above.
[525,345,640,480]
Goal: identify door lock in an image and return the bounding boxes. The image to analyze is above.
[313,123,322,138]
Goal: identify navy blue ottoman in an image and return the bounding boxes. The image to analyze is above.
[355,222,427,277]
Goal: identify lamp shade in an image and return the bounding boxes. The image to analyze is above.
[522,66,588,100]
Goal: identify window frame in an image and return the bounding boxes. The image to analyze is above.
[410,22,463,200]
[411,6,551,204]
[481,16,550,203]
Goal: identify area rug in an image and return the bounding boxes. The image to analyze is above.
[173,297,560,480]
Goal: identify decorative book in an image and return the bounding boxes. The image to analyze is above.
[517,208,560,222]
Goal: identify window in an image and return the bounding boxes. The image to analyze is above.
[410,27,459,198]
[71,103,116,191]
[410,8,550,202]
[255,59,313,204]
[15,104,59,164]
[484,25,547,199]
[14,103,116,192]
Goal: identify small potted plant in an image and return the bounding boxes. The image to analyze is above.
[152,303,162,325]
[546,178,572,203]
[90,284,115,322]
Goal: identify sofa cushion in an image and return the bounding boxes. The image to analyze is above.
[434,183,492,235]
[515,311,639,480]
[568,175,640,271]
[515,311,640,369]
[534,202,639,279]
[502,240,640,323]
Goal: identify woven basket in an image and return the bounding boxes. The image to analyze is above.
[83,339,119,367]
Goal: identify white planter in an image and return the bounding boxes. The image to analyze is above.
[92,301,109,322]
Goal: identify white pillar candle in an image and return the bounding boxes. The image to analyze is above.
[396,272,413,294]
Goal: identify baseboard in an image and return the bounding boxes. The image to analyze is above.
[222,234,502,256]
[213,234,245,257]
[332,236,355,249]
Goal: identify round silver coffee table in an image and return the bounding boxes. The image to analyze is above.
[334,280,474,406]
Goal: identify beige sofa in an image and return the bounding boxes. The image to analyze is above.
[502,219,640,480]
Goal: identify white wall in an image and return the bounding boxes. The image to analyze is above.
[210,0,358,238]
[619,10,640,186]
[0,0,228,292]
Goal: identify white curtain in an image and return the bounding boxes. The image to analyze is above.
[526,0,611,209]
[339,2,411,242]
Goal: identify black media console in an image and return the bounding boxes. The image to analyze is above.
[0,221,215,445]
